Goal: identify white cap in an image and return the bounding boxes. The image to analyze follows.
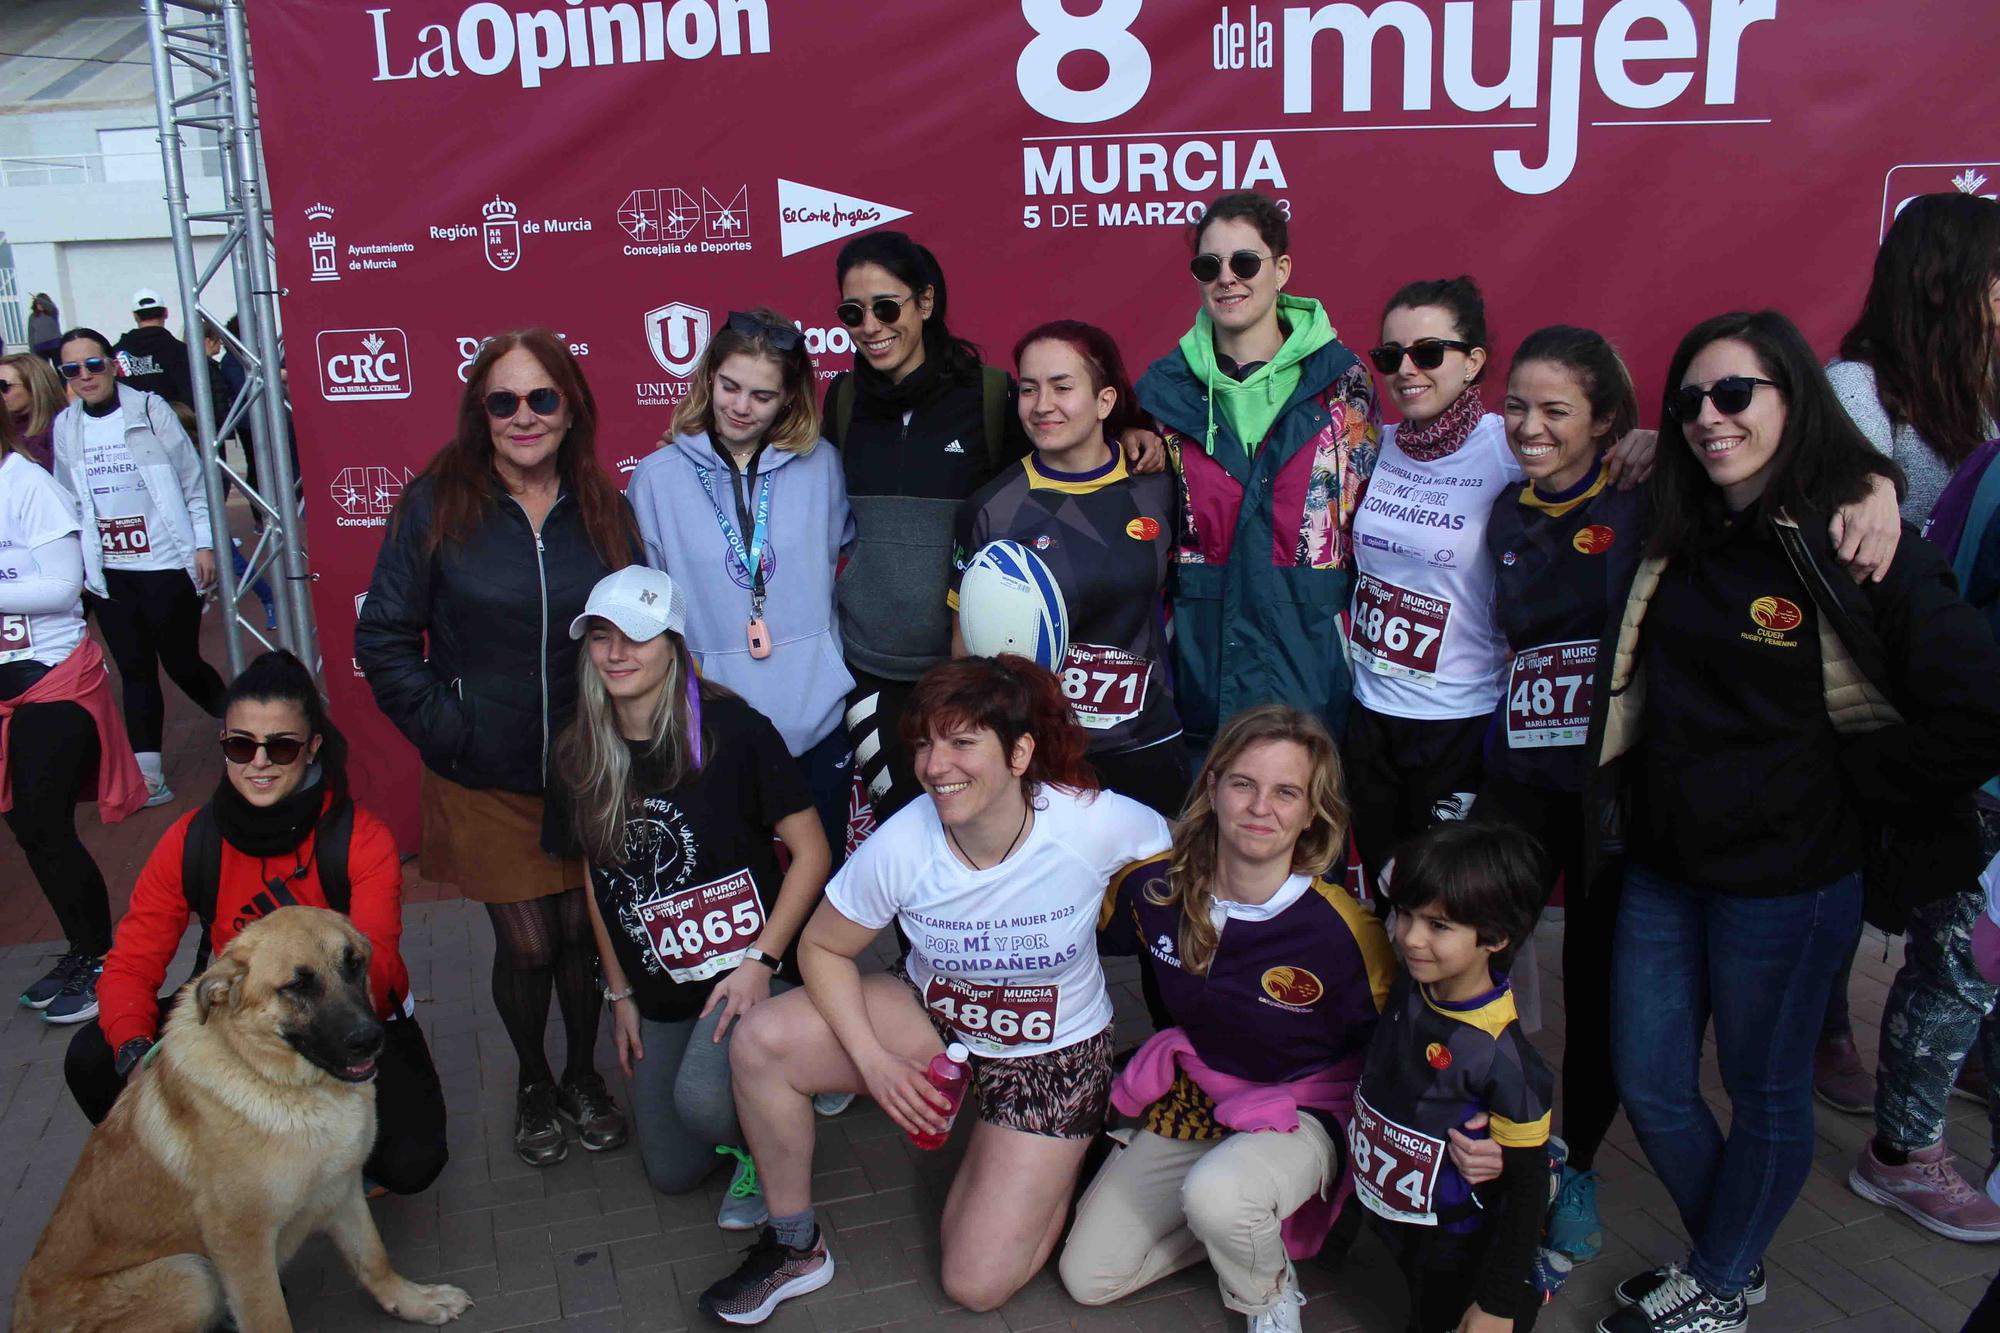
[131,288,166,314]
[569,566,686,642]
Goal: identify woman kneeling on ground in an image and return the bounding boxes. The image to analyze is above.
[1062,705,1505,1332]
[551,566,831,1230]
[66,649,447,1195]
[698,654,1173,1324]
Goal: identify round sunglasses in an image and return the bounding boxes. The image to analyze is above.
[220,733,308,766]
[1189,250,1271,284]
[1368,340,1475,376]
[836,294,919,329]
[484,386,563,419]
[1671,376,1780,421]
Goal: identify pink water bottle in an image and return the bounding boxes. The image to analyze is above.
[908,1043,971,1150]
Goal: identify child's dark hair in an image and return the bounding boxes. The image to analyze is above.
[224,650,349,800]
[1390,821,1543,972]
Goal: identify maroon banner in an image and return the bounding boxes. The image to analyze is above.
[247,1,2000,846]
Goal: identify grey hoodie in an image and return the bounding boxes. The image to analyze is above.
[627,431,856,756]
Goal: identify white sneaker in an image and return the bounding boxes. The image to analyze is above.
[812,1092,855,1117]
[1246,1267,1306,1333]
[143,777,174,808]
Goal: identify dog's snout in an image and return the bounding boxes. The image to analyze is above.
[343,1020,385,1061]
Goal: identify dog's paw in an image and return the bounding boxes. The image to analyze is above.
[383,1281,473,1324]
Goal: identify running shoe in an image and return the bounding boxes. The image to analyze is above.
[698,1225,835,1325]
[514,1080,568,1166]
[812,1091,856,1117]
[20,949,88,1010]
[1850,1138,2000,1241]
[1548,1164,1604,1261]
[1598,1267,1747,1333]
[1533,1247,1574,1304]
[716,1145,769,1232]
[143,777,175,809]
[556,1072,629,1152]
[1246,1264,1306,1332]
[1615,1262,1764,1307]
[41,957,103,1025]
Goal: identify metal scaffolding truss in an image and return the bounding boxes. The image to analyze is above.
[141,0,314,675]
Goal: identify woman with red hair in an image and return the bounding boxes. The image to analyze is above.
[700,654,1172,1324]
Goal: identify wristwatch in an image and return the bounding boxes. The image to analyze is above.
[743,947,778,971]
[114,1037,154,1079]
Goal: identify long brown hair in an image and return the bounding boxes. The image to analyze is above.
[1152,706,1348,975]
[2,354,66,439]
[670,308,821,454]
[409,329,637,562]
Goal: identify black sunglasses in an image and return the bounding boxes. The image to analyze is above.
[0,379,16,394]
[835,294,920,328]
[1189,250,1270,283]
[58,357,109,380]
[220,733,307,766]
[484,386,563,419]
[1671,376,1780,421]
[1368,340,1474,375]
[727,310,802,351]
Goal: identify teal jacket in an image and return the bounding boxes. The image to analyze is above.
[1137,326,1380,750]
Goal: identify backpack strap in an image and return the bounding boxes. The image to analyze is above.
[832,373,855,448]
[980,365,1009,472]
[1954,454,2000,590]
[181,805,223,972]
[316,798,355,915]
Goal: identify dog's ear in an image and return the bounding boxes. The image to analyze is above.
[194,954,249,1023]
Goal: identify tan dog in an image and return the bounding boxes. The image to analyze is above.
[13,906,471,1331]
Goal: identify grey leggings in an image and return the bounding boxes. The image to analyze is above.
[631,979,795,1195]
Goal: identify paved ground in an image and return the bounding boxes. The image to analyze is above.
[0,585,1992,1331]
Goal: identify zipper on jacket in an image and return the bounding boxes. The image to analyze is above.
[532,514,555,776]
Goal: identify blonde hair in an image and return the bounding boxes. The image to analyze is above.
[1149,706,1349,975]
[670,307,821,455]
[554,628,725,864]
[1,354,66,438]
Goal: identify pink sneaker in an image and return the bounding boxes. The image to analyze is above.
[1850,1139,2000,1242]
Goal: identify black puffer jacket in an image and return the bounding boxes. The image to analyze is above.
[356,474,636,793]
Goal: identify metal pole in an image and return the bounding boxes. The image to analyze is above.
[143,0,243,674]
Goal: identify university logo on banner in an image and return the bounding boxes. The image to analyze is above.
[644,303,710,377]
[777,179,910,257]
[1880,162,1999,237]
[316,328,410,401]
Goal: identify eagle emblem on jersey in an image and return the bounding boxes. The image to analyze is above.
[1261,966,1325,1008]
[1572,524,1616,555]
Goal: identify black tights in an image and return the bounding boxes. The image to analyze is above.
[2,694,112,956]
[485,888,600,1089]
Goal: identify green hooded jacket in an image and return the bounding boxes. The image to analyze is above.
[1176,294,1337,456]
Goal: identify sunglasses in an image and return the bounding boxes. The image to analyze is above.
[1189,250,1271,283]
[727,310,802,351]
[58,357,109,380]
[220,733,307,766]
[1671,375,1780,421]
[483,386,563,418]
[0,379,16,394]
[1368,340,1475,375]
[836,294,919,328]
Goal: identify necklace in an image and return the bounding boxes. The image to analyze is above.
[946,801,1031,871]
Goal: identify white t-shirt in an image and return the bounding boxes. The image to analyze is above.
[827,785,1172,1058]
[1349,413,1521,719]
[79,409,175,572]
[0,453,88,668]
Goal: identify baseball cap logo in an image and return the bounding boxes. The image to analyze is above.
[640,590,658,605]
[1749,596,1803,632]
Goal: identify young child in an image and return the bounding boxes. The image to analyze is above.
[1354,820,1554,1333]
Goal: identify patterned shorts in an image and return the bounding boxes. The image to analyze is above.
[899,968,1113,1140]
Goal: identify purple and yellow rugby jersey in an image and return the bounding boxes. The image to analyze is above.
[1099,854,1396,1140]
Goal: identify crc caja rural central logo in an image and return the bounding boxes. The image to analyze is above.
[316,328,410,402]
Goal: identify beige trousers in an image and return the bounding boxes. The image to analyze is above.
[1058,1114,1336,1315]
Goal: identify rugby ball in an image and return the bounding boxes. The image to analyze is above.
[958,540,1069,670]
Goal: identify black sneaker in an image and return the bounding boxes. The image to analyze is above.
[20,950,87,1010]
[556,1072,629,1152]
[41,957,103,1025]
[514,1080,568,1166]
[1615,1261,1765,1308]
[1600,1268,1749,1333]
[698,1225,835,1325]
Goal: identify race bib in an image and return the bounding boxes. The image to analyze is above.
[97,515,152,565]
[1505,640,1597,749]
[1348,1091,1448,1225]
[922,975,1058,1053]
[1058,643,1151,730]
[0,613,33,666]
[635,868,766,984]
[1350,573,1449,684]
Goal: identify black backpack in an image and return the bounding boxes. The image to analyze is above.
[182,799,355,969]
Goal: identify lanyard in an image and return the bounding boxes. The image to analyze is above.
[694,449,772,611]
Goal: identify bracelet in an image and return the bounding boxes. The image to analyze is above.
[743,947,778,971]
[603,984,635,1004]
